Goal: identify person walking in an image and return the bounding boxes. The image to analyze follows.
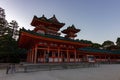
[6,64,11,74]
[11,64,16,73]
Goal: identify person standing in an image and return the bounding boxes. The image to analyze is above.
[11,64,16,73]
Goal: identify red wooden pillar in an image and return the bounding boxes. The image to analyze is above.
[78,54,80,62]
[68,51,70,62]
[97,55,101,62]
[31,49,34,63]
[27,51,30,62]
[112,55,115,62]
[104,55,106,62]
[74,50,76,62]
[114,56,117,62]
[67,50,69,63]
[47,47,50,63]
[105,55,107,62]
[58,48,60,63]
[29,50,32,62]
[52,51,54,63]
[43,50,46,63]
[34,44,38,64]
[47,47,50,53]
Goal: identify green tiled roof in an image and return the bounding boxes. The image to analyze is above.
[79,47,120,54]
[111,50,120,54]
[20,28,91,44]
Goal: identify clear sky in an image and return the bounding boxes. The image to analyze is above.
[0,0,120,44]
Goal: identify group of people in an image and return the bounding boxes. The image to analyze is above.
[6,63,16,74]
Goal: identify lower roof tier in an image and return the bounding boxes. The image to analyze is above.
[18,29,91,49]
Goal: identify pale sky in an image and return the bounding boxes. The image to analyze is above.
[0,0,120,44]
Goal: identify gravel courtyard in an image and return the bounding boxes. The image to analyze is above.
[0,64,120,80]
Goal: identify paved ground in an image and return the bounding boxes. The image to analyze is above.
[0,64,120,80]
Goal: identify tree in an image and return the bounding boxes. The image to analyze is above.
[0,7,8,36]
[0,34,27,63]
[9,20,19,39]
[102,40,114,49]
[79,39,93,44]
[0,7,26,63]
[91,43,102,49]
[0,34,18,62]
[116,37,120,47]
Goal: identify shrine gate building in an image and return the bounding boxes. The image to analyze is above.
[18,15,120,64]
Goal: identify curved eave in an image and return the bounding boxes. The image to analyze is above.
[18,31,90,49]
[62,29,80,34]
[51,22,65,28]
[65,34,77,37]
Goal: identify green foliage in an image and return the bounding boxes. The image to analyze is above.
[102,40,114,47]
[0,7,24,63]
[0,18,8,36]
[0,32,26,63]
[116,37,120,47]
[91,43,102,49]
[79,39,93,44]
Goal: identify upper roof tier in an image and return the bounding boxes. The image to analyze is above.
[31,15,65,29]
[62,25,80,34]
[48,15,60,23]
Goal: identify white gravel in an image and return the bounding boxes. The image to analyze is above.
[1,64,120,80]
